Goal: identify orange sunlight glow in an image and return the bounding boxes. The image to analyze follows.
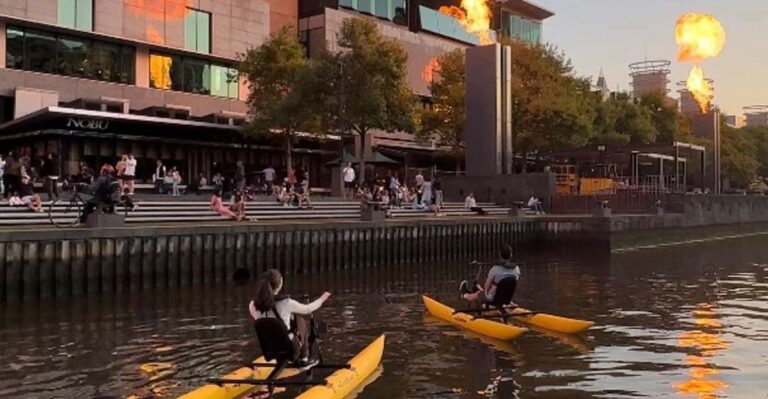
[675,13,726,114]
[673,303,729,399]
[439,0,493,45]
[422,57,441,83]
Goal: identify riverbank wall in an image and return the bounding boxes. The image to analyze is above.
[4,194,768,302]
[3,218,592,302]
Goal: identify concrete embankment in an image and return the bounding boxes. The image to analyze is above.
[3,218,589,302]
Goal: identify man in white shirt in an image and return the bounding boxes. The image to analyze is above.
[342,162,356,201]
[124,153,137,195]
[465,193,486,215]
[263,165,276,195]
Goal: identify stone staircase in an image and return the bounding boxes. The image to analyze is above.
[0,200,510,226]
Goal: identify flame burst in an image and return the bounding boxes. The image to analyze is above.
[676,13,726,63]
[686,66,712,113]
[675,13,726,114]
[439,0,493,45]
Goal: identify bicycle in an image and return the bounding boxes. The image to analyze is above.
[48,183,130,227]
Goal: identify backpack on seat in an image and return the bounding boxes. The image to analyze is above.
[253,317,297,363]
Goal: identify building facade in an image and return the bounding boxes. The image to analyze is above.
[0,0,339,186]
[298,0,552,168]
[1,0,553,188]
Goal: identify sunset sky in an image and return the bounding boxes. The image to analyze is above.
[541,0,767,115]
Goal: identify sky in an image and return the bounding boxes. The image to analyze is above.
[539,0,768,116]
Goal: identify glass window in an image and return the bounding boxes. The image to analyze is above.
[150,53,176,90]
[91,41,119,82]
[211,65,238,99]
[118,47,136,84]
[7,26,135,84]
[6,27,25,69]
[58,0,76,28]
[357,0,373,14]
[375,0,392,19]
[58,0,93,31]
[57,35,92,78]
[75,0,93,31]
[183,58,211,95]
[24,30,58,73]
[338,0,355,8]
[185,8,211,53]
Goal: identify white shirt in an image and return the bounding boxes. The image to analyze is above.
[124,159,137,176]
[527,197,538,207]
[343,167,355,183]
[415,174,424,186]
[263,167,276,182]
[248,297,325,330]
[465,196,477,209]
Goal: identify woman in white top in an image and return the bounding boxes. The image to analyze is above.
[123,153,137,195]
[249,269,331,363]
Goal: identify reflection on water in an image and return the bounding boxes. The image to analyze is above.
[1,237,768,398]
[675,303,729,399]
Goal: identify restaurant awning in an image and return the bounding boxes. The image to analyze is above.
[0,106,244,142]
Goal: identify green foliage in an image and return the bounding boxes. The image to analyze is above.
[499,38,596,157]
[316,18,416,181]
[240,27,320,170]
[721,126,759,188]
[639,91,691,144]
[416,49,466,165]
[592,96,656,146]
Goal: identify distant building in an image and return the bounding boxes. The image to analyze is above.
[724,115,745,128]
[629,60,671,99]
[744,106,768,127]
[593,68,611,101]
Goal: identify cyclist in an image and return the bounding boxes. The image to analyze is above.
[79,164,120,223]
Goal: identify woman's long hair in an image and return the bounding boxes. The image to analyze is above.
[253,269,283,312]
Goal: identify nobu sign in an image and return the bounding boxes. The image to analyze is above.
[66,118,110,131]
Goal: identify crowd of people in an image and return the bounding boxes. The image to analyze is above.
[343,164,446,216]
[1,151,546,219]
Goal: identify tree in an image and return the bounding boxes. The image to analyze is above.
[639,91,692,144]
[592,93,656,146]
[415,49,466,171]
[318,18,416,182]
[720,126,758,188]
[241,27,320,173]
[499,38,596,170]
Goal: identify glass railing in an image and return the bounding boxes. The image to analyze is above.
[419,6,494,45]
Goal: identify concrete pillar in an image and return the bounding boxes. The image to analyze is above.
[101,239,115,293]
[113,239,125,293]
[129,238,142,291]
[180,236,192,287]
[191,235,203,284]
[142,238,155,290]
[135,46,150,88]
[465,44,513,176]
[167,236,179,288]
[155,236,167,288]
[55,241,71,298]
[0,21,7,69]
[213,234,225,283]
[86,240,101,294]
[203,235,214,284]
[40,243,57,299]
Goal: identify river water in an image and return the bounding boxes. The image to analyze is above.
[1,235,767,398]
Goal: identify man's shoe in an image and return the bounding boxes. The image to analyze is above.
[295,358,319,371]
